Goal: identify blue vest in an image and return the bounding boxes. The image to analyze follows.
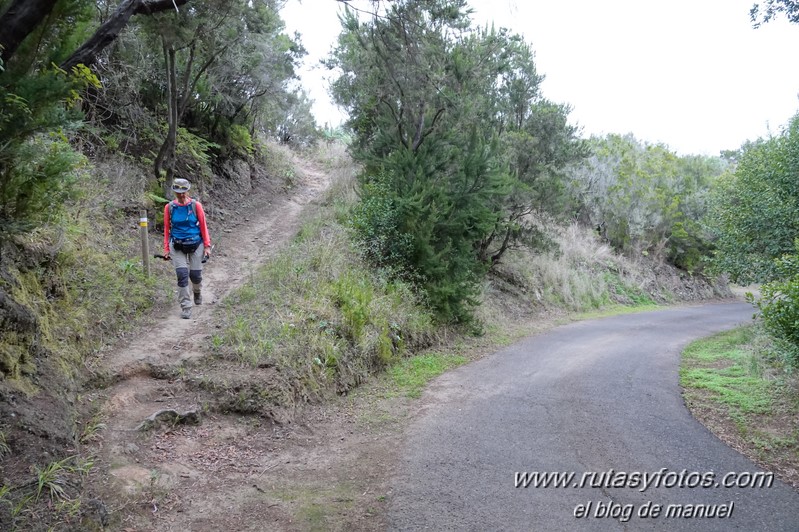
[170,200,201,243]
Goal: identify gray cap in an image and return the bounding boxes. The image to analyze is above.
[171,178,191,193]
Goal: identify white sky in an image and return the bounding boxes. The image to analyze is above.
[281,0,799,156]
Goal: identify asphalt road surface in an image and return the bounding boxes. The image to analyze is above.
[388,302,799,531]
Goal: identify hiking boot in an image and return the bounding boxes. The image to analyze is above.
[181,308,192,319]
[194,292,202,305]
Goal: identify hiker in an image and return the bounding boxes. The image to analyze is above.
[163,178,212,319]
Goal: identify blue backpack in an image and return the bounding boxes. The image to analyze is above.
[169,199,201,251]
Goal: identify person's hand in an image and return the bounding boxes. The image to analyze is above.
[164,252,171,261]
[203,248,211,259]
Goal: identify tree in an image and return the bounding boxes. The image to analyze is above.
[0,0,100,245]
[708,113,799,283]
[1,0,308,239]
[567,134,723,271]
[0,0,61,64]
[750,0,799,27]
[332,1,507,321]
[332,0,583,321]
[0,0,192,69]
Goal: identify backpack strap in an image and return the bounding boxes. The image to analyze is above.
[169,199,197,226]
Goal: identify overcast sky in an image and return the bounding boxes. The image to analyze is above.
[281,0,799,156]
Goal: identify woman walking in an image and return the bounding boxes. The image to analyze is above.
[163,178,211,319]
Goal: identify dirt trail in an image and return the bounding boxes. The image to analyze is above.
[104,161,328,377]
[84,154,385,531]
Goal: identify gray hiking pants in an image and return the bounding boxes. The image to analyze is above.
[170,242,205,310]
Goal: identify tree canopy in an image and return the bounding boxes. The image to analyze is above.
[708,113,799,284]
[331,0,585,322]
[750,0,799,27]
[0,0,313,242]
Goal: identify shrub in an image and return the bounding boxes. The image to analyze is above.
[0,65,96,242]
[752,240,799,369]
[350,173,416,278]
[228,124,254,155]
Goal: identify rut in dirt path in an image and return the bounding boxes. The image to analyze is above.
[90,156,331,500]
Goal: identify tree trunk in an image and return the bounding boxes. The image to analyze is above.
[490,225,513,264]
[0,0,59,65]
[61,0,191,72]
[153,34,228,188]
[155,42,178,190]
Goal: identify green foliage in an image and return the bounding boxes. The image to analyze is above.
[0,65,94,239]
[173,126,220,181]
[228,124,255,155]
[388,353,467,398]
[681,326,773,414]
[708,113,799,284]
[276,89,319,147]
[2,0,96,77]
[752,240,799,369]
[331,273,374,343]
[680,324,799,479]
[567,134,723,270]
[0,172,170,385]
[130,0,307,147]
[0,133,87,238]
[331,1,584,322]
[322,126,352,145]
[374,131,509,323]
[214,210,436,408]
[350,173,416,278]
[0,454,93,530]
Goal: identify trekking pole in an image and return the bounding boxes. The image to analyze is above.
[139,210,150,277]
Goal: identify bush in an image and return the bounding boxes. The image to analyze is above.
[0,66,96,242]
[350,173,416,278]
[753,241,799,369]
[708,114,799,284]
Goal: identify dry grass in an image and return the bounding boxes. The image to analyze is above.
[486,221,657,316]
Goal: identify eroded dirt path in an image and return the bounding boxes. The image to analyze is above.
[83,153,393,531]
[104,160,328,377]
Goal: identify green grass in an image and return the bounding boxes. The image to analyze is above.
[569,302,662,323]
[206,190,437,414]
[387,353,468,398]
[680,324,799,484]
[681,326,772,414]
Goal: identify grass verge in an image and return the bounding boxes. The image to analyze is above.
[681,324,799,489]
[387,353,469,398]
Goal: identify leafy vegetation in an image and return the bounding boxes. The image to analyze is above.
[0,2,317,528]
[708,114,799,371]
[204,150,437,415]
[567,133,725,272]
[681,325,799,487]
[708,113,799,285]
[388,353,468,398]
[750,240,799,368]
[331,1,586,323]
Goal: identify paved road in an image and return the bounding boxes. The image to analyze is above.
[388,302,799,531]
